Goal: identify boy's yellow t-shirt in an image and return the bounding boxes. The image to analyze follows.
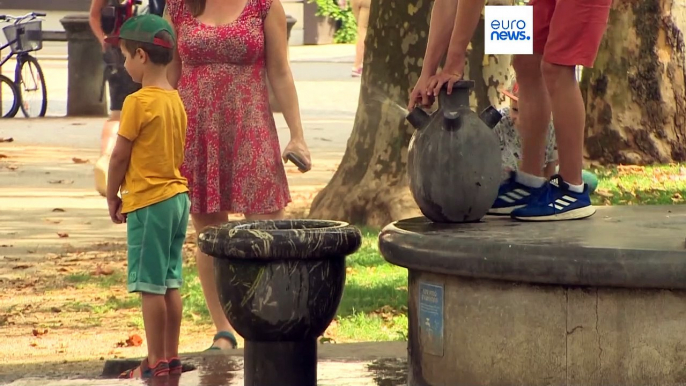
[117,87,189,214]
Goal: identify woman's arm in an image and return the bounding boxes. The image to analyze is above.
[264,0,304,143]
[89,0,107,49]
[164,7,182,89]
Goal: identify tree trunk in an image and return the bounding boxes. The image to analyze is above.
[581,0,686,165]
[308,0,513,227]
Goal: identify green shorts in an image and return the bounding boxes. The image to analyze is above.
[126,193,190,295]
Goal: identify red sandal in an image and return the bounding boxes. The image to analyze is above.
[119,358,170,379]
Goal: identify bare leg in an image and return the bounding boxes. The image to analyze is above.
[191,212,235,349]
[512,54,551,179]
[142,293,167,365]
[541,61,584,186]
[164,289,182,359]
[244,209,286,221]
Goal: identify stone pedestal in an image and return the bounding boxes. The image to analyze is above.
[60,14,108,117]
[379,206,686,386]
[268,15,297,113]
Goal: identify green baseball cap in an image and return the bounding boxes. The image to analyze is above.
[105,14,175,49]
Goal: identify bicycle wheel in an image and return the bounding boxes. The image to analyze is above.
[15,55,47,118]
[0,74,20,118]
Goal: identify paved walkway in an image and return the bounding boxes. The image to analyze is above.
[0,49,362,263]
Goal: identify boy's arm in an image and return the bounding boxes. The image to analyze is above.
[429,0,486,95]
[106,136,133,203]
[106,96,144,203]
[422,0,460,77]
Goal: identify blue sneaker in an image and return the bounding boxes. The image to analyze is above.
[510,175,596,221]
[488,172,546,215]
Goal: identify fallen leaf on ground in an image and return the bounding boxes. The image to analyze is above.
[57,233,69,238]
[48,180,74,185]
[0,137,13,143]
[92,265,114,276]
[12,264,32,270]
[72,157,90,164]
[0,244,12,247]
[52,208,65,212]
[595,189,613,198]
[0,154,6,159]
[6,165,18,171]
[50,307,62,313]
[32,328,48,337]
[29,342,38,347]
[116,334,143,347]
[3,257,19,261]
[44,219,62,224]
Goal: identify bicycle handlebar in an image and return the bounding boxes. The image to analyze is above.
[0,12,47,23]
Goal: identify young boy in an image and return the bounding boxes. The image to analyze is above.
[495,77,558,182]
[412,0,611,221]
[492,78,598,215]
[104,14,189,379]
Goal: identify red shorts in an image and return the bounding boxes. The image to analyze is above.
[530,0,612,68]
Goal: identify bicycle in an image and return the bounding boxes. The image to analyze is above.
[0,12,48,118]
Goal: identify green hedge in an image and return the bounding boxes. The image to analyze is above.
[309,0,358,43]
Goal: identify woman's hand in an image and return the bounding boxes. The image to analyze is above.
[282,137,312,172]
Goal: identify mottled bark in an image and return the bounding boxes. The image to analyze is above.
[581,0,686,165]
[308,0,513,227]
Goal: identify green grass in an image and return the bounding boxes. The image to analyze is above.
[47,164,686,342]
[590,164,686,205]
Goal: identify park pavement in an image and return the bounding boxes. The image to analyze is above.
[0,44,367,274]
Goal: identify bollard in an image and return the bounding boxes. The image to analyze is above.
[60,14,108,117]
[268,15,297,113]
[198,219,362,386]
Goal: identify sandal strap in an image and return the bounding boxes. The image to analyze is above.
[212,330,238,348]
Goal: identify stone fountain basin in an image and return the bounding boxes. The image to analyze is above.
[197,219,362,341]
[379,206,686,386]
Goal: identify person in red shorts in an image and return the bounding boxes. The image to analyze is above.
[411,0,612,221]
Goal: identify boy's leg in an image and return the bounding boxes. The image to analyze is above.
[165,193,190,364]
[488,0,554,215]
[511,0,612,221]
[126,202,175,373]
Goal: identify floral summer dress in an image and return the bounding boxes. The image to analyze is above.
[167,0,291,215]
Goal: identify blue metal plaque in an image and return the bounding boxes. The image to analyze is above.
[418,282,444,356]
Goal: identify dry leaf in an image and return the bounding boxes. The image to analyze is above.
[0,137,13,143]
[13,264,31,270]
[30,342,38,347]
[72,157,90,164]
[52,208,65,212]
[0,244,12,248]
[48,180,74,185]
[92,265,114,276]
[32,328,48,337]
[44,219,62,224]
[0,154,6,159]
[57,233,69,238]
[117,334,143,348]
[50,307,62,313]
[6,165,17,171]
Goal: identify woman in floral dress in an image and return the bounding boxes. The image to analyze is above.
[165,0,312,350]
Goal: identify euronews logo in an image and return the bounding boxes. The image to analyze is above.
[484,5,533,55]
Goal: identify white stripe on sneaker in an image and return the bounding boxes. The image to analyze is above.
[499,195,515,203]
[548,195,579,210]
[514,189,530,196]
[507,191,523,200]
